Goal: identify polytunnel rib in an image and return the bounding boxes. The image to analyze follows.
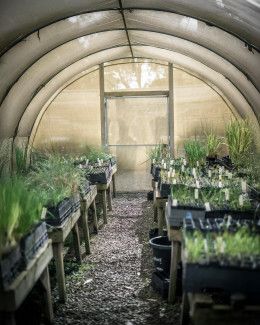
[118,0,134,58]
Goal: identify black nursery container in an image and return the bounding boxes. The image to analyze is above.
[149,236,171,275]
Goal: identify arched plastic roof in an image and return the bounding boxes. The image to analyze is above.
[0,1,259,143]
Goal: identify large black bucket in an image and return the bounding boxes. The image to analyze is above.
[149,236,171,275]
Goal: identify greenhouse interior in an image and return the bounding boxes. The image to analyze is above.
[0,1,260,324]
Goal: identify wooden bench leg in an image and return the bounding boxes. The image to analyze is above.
[52,242,66,302]
[72,223,82,264]
[180,292,190,325]
[40,267,54,324]
[112,174,116,198]
[158,206,164,236]
[102,190,108,224]
[168,241,181,303]
[107,185,112,211]
[92,199,98,233]
[81,205,91,255]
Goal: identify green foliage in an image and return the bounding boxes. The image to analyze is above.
[14,146,28,175]
[225,119,253,169]
[184,139,207,167]
[149,143,170,162]
[27,154,84,206]
[0,177,42,254]
[205,131,223,158]
[83,147,111,164]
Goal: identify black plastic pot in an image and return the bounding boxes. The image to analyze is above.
[149,228,168,239]
[0,245,23,290]
[149,236,171,275]
[147,190,153,201]
[152,165,161,181]
[160,183,171,198]
[20,221,48,265]
[45,197,72,226]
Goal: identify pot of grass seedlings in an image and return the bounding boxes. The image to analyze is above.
[0,177,46,289]
[184,139,207,168]
[225,119,253,172]
[167,185,206,228]
[205,131,223,166]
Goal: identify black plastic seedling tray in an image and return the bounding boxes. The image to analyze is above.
[167,196,205,228]
[88,167,111,184]
[183,261,260,297]
[0,245,23,290]
[160,183,171,198]
[152,165,161,181]
[45,197,72,226]
[20,221,48,265]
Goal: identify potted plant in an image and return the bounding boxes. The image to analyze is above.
[205,131,223,165]
[184,139,207,167]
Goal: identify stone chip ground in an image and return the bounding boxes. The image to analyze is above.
[52,192,180,325]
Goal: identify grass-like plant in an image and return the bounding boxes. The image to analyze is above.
[184,139,207,167]
[205,131,223,158]
[149,143,170,163]
[0,177,42,254]
[225,119,253,169]
[27,154,84,207]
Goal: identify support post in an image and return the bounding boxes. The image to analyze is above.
[168,63,174,155]
[53,243,66,302]
[99,63,106,148]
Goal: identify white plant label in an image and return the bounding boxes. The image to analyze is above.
[239,195,244,206]
[218,181,223,188]
[241,180,247,193]
[163,163,167,169]
[167,171,171,179]
[86,159,89,165]
[228,172,232,179]
[152,158,155,164]
[196,161,200,167]
[173,178,177,185]
[225,189,230,201]
[172,169,175,177]
[205,202,211,211]
[208,170,212,178]
[219,174,222,180]
[170,160,174,165]
[192,168,197,178]
[172,199,178,207]
[194,188,199,200]
[169,167,173,173]
[98,160,102,167]
[181,165,185,172]
[183,159,187,166]
[161,159,165,165]
[196,180,200,188]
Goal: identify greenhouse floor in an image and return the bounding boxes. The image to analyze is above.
[52,192,180,325]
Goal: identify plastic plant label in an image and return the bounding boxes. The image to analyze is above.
[181,165,185,172]
[219,174,222,180]
[183,159,187,166]
[208,170,212,178]
[228,172,232,179]
[205,202,211,211]
[169,167,173,173]
[98,160,102,167]
[161,159,165,165]
[163,163,167,169]
[196,161,200,167]
[173,179,177,185]
[86,159,89,165]
[167,171,171,179]
[239,195,244,206]
[172,199,178,207]
[218,181,223,188]
[196,180,200,188]
[170,160,174,165]
[172,169,175,177]
[225,189,230,201]
[152,158,155,164]
[192,168,197,178]
[194,188,199,200]
[241,180,247,193]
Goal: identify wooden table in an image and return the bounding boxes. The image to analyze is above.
[153,184,167,236]
[111,164,117,198]
[96,176,113,225]
[165,202,182,304]
[0,240,53,325]
[80,185,98,255]
[48,209,82,302]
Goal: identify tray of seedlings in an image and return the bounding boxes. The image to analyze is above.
[0,178,47,290]
[45,197,73,226]
[87,165,111,184]
[182,215,260,299]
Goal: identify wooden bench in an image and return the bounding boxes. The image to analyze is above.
[96,176,113,225]
[153,182,167,236]
[111,164,117,198]
[0,240,53,325]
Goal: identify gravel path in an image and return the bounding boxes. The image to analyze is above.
[53,192,180,325]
